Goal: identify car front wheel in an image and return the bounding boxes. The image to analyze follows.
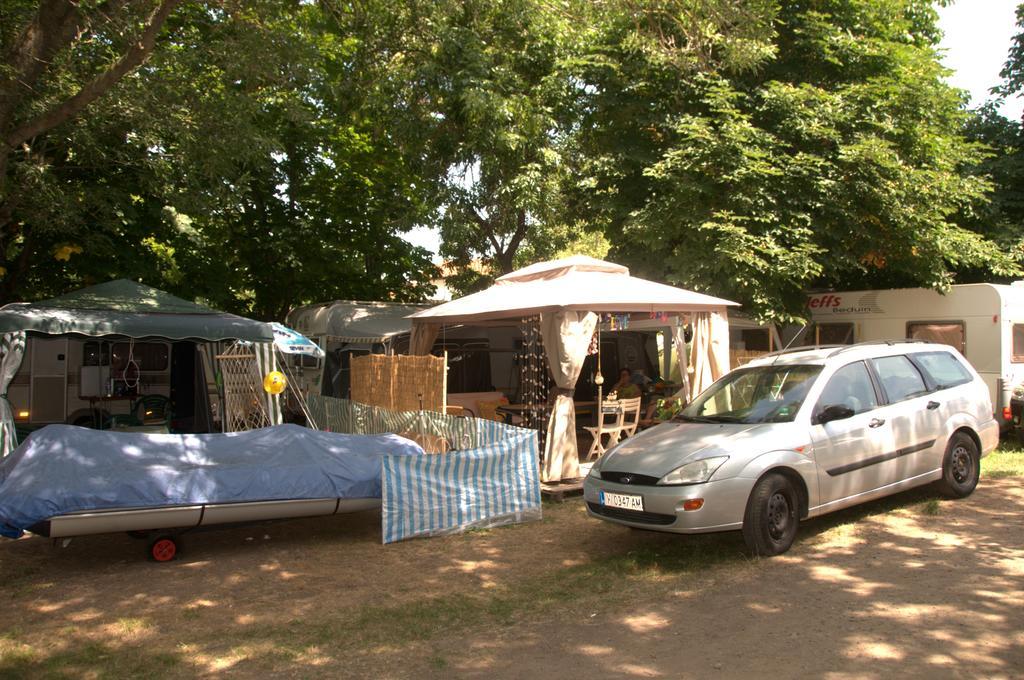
[742,473,799,557]
[936,432,980,499]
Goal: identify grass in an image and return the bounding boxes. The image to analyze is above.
[236,528,746,662]
[982,441,1024,479]
[0,640,180,680]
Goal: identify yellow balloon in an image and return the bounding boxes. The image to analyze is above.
[263,371,287,395]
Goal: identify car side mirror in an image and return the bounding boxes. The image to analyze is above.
[815,404,855,425]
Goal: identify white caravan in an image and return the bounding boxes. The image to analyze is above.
[806,283,1024,427]
[8,337,175,428]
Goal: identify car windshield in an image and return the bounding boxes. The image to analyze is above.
[675,364,823,424]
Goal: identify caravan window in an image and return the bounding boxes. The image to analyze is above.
[83,342,110,366]
[111,342,169,372]
[814,323,854,345]
[907,321,965,355]
[1013,324,1024,363]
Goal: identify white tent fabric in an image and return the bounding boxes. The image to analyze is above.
[672,323,691,402]
[540,311,598,482]
[408,256,738,324]
[688,311,731,401]
[408,256,739,482]
[0,332,25,457]
[410,321,441,356]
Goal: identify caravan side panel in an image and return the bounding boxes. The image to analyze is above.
[809,285,1011,415]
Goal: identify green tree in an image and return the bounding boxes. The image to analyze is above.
[994,3,1024,107]
[411,0,777,295]
[571,0,1018,321]
[955,3,1024,277]
[959,104,1024,274]
[0,1,439,316]
[0,0,182,301]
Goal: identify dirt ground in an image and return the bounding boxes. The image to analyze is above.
[1,476,1022,678]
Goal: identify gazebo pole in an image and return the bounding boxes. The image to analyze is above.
[594,321,604,417]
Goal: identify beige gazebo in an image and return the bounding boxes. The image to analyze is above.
[408,256,738,482]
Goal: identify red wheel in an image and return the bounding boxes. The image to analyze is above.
[149,536,177,562]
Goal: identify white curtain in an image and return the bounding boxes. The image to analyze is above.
[688,311,730,402]
[539,311,598,482]
[0,332,26,456]
[671,322,691,403]
[253,342,283,426]
[409,321,441,355]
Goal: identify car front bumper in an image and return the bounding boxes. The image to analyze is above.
[582,474,755,534]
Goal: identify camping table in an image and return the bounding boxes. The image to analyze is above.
[84,395,136,429]
[495,401,598,427]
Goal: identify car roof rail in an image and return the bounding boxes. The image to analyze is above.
[760,344,845,359]
[826,339,933,359]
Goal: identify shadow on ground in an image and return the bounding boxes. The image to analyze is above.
[0,473,1021,678]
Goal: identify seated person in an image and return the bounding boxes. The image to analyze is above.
[610,368,641,399]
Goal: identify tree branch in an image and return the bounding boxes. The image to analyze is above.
[1,0,85,129]
[506,209,529,259]
[472,208,502,255]
[4,0,183,151]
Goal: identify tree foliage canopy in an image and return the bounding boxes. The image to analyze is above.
[0,0,1019,321]
[0,0,438,318]
[570,0,1018,321]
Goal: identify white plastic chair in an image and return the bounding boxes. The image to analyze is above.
[616,397,643,439]
[584,399,626,461]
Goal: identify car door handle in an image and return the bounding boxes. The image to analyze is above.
[926,401,940,410]
[869,418,886,428]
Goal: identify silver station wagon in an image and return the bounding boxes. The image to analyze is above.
[584,341,1000,555]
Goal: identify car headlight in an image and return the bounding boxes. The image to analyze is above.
[588,459,603,479]
[657,456,728,486]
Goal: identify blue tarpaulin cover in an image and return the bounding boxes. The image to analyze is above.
[0,424,423,537]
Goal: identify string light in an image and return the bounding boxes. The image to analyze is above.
[518,316,549,454]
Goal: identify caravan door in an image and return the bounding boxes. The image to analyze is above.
[30,338,68,423]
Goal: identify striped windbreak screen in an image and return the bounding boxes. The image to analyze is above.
[307,395,542,543]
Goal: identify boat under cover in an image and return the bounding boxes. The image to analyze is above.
[0,424,423,538]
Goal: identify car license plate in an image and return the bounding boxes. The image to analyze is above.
[600,490,644,512]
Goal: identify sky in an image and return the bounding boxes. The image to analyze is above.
[937,0,1022,119]
[403,2,1024,258]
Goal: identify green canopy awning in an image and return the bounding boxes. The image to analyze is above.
[0,280,273,342]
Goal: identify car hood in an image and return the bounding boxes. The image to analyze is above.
[599,421,773,478]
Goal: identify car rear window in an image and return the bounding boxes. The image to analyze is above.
[912,351,973,389]
[870,355,929,402]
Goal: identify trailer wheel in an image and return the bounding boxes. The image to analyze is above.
[149,536,178,562]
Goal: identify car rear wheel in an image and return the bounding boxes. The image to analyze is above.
[935,432,980,499]
[742,473,799,557]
